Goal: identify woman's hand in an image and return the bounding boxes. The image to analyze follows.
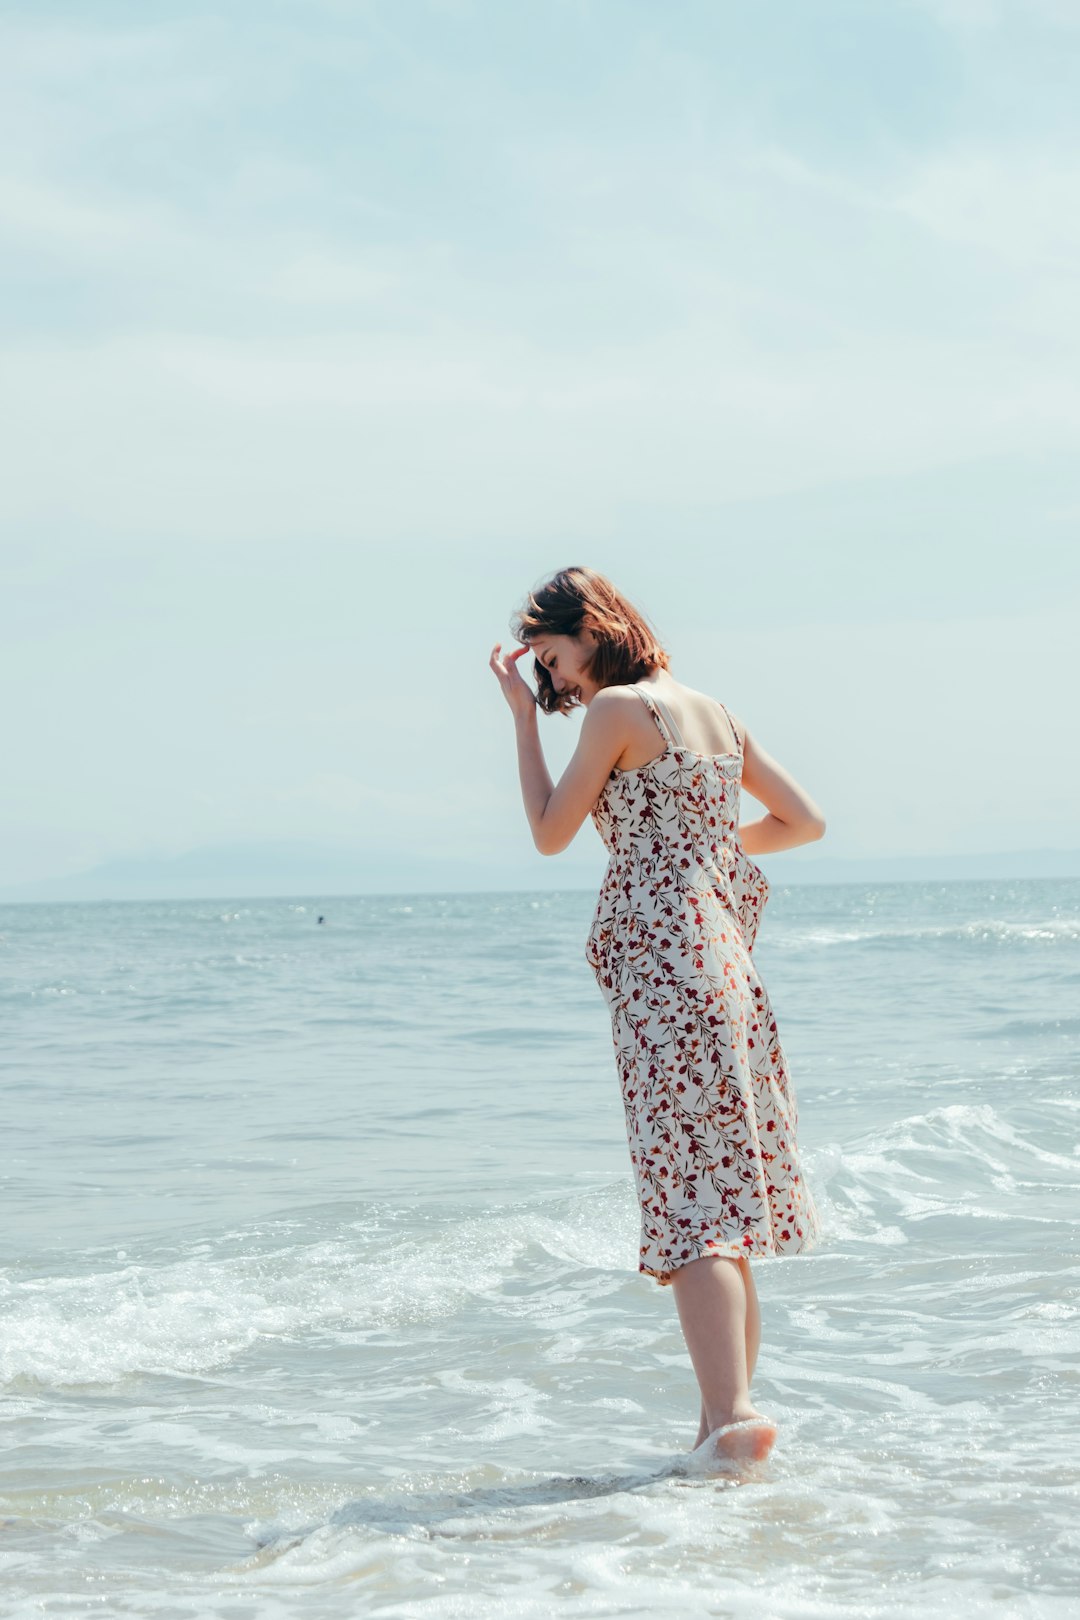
[489,641,538,722]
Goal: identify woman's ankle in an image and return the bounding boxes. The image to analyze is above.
[705,1399,760,1430]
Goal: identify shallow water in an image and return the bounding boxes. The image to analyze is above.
[3,879,1079,1617]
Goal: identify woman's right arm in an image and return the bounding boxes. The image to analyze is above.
[735,721,827,855]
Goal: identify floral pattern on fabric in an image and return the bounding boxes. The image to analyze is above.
[586,688,822,1286]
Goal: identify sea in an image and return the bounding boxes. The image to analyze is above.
[3,877,1079,1619]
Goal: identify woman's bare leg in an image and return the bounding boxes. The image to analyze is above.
[679,1255,773,1458]
[693,1255,762,1445]
[744,1256,761,1379]
[692,1256,761,1445]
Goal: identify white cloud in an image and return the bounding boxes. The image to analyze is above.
[269,250,396,306]
[1,304,1076,553]
[894,149,1080,268]
[0,172,163,256]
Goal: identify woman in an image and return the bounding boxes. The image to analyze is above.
[489,566,825,1468]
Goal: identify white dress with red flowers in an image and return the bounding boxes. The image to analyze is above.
[586,685,821,1285]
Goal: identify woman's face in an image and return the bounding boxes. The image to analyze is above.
[529,629,599,703]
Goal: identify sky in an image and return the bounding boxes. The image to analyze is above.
[1,0,1078,896]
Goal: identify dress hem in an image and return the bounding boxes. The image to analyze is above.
[641,1226,821,1286]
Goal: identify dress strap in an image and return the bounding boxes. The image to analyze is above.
[634,687,683,746]
[719,701,743,754]
[651,693,685,746]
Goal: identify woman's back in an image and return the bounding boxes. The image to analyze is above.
[613,676,740,774]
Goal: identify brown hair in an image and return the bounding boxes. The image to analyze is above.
[510,566,670,716]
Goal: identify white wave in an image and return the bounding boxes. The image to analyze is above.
[0,1186,638,1390]
[812,1101,1080,1243]
[776,916,1080,948]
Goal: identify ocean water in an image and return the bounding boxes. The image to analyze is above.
[3,877,1079,1619]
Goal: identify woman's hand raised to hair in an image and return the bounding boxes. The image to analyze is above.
[490,642,538,723]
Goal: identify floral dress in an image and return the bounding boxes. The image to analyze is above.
[586,685,821,1285]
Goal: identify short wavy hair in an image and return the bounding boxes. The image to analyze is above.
[510,566,670,716]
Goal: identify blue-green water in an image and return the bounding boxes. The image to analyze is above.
[3,879,1079,1617]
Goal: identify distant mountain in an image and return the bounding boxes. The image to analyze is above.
[0,841,601,903]
[1,840,1079,905]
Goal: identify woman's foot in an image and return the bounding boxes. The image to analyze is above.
[706,1414,777,1464]
[691,1392,771,1443]
[689,1405,777,1464]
